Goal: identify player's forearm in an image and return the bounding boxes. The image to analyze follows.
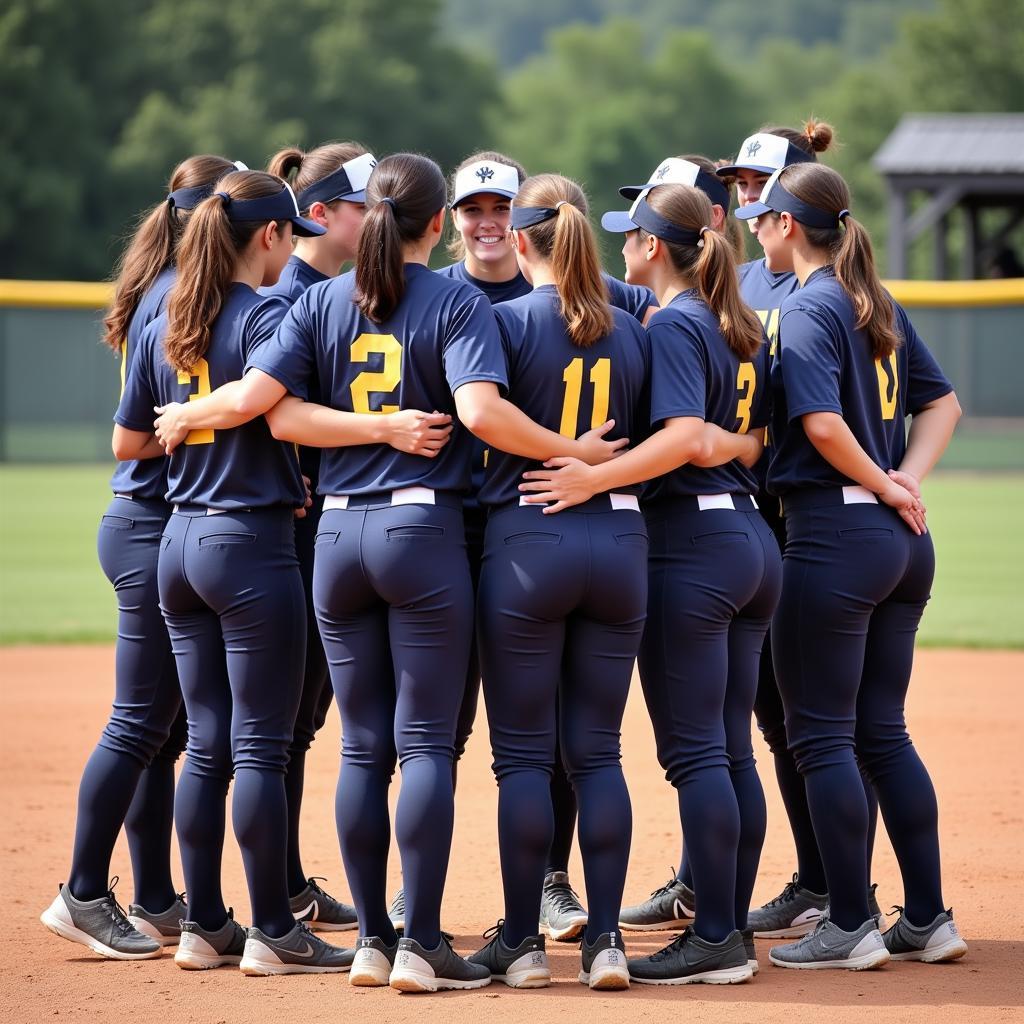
[590,419,705,491]
[264,396,391,447]
[112,426,164,462]
[461,395,577,461]
[899,392,962,483]
[802,412,891,493]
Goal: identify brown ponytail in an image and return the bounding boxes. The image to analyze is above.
[644,184,762,360]
[102,155,236,351]
[777,163,899,359]
[446,149,528,261]
[163,170,287,374]
[513,174,613,348]
[267,141,369,212]
[759,117,836,157]
[355,153,447,323]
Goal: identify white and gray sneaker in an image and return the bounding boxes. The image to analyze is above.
[741,927,759,974]
[618,870,695,931]
[239,921,355,975]
[350,935,400,987]
[769,912,889,970]
[882,907,967,963]
[41,880,162,960]
[747,874,829,938]
[539,871,589,942]
[389,935,491,992]
[468,921,550,988]
[128,893,188,946]
[579,930,630,990]
[289,877,358,932]
[174,911,247,970]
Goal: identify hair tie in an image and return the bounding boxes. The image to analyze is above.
[838,208,850,223]
[697,224,711,249]
[379,197,397,212]
[215,191,231,206]
[165,194,175,208]
[554,200,569,210]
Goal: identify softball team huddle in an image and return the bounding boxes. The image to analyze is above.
[40,116,969,992]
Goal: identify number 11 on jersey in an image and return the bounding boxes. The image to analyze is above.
[560,357,611,438]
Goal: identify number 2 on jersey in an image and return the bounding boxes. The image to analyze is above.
[177,359,214,445]
[735,362,756,434]
[875,352,899,420]
[560,357,610,437]
[350,333,402,414]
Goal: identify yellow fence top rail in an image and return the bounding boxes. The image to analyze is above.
[1,277,1023,310]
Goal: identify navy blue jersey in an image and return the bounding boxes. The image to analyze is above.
[768,267,953,495]
[603,273,656,321]
[109,267,177,500]
[249,263,507,496]
[643,291,769,503]
[479,285,651,507]
[436,261,533,305]
[116,284,305,509]
[260,254,331,484]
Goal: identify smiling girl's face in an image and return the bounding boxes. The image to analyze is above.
[452,193,515,269]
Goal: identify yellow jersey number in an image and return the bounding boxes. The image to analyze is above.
[735,362,756,434]
[755,308,780,357]
[176,359,214,445]
[559,357,611,438]
[350,333,402,414]
[875,352,899,421]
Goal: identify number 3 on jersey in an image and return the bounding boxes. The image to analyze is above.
[351,333,402,414]
[735,362,756,434]
[560,357,610,437]
[177,359,214,445]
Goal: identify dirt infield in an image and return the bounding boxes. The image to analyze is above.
[3,646,1022,1024]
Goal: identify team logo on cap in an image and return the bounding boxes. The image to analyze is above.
[476,166,495,183]
[746,140,763,158]
[655,164,671,181]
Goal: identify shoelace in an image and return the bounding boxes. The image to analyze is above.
[648,927,692,962]
[886,904,905,918]
[791,910,831,948]
[481,919,505,942]
[306,876,339,902]
[544,881,584,915]
[760,873,802,909]
[645,866,683,902]
[103,877,135,937]
[390,890,406,916]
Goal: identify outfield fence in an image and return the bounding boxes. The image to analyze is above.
[1,278,1022,466]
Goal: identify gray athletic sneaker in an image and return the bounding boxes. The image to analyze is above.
[350,935,400,987]
[289,877,358,932]
[618,871,695,931]
[769,912,889,970]
[741,927,759,974]
[747,874,829,938]
[40,880,162,960]
[128,893,187,946]
[628,927,752,985]
[174,911,247,970]
[239,921,355,975]
[389,935,491,992]
[539,871,589,942]
[388,888,406,932]
[579,930,630,990]
[468,921,550,988]
[882,907,967,963]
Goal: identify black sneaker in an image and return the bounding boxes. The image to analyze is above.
[882,907,967,963]
[240,921,355,975]
[747,874,828,938]
[128,893,187,947]
[618,870,695,931]
[628,927,753,985]
[579,930,629,990]
[289,877,358,932]
[741,927,759,974]
[41,879,162,960]
[350,935,400,987]
[389,935,491,992]
[174,910,247,970]
[539,871,588,942]
[468,921,550,988]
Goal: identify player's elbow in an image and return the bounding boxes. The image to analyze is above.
[802,413,840,446]
[111,427,141,461]
[264,405,291,442]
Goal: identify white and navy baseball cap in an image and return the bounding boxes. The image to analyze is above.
[296,152,378,209]
[450,160,520,208]
[601,158,730,233]
[717,133,815,177]
[734,168,846,228]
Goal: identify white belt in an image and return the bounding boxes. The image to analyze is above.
[695,493,759,511]
[172,505,227,516]
[842,485,878,505]
[113,492,133,500]
[323,486,436,511]
[518,491,640,511]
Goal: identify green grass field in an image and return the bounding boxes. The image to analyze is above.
[0,465,1021,648]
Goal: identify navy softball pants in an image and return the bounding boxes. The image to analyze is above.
[159,506,305,937]
[478,500,648,947]
[314,496,473,949]
[68,496,185,908]
[640,497,781,942]
[773,494,945,931]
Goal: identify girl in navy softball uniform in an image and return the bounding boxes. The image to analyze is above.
[40,154,236,962]
[523,181,775,984]
[737,161,966,969]
[469,173,652,991]
[115,169,357,977]
[260,140,378,933]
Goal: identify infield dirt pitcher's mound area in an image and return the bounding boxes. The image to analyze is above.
[3,647,1021,1024]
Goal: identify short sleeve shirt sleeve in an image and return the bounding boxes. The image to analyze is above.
[115,325,158,431]
[648,317,707,425]
[778,307,843,420]
[246,293,317,401]
[443,291,508,395]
